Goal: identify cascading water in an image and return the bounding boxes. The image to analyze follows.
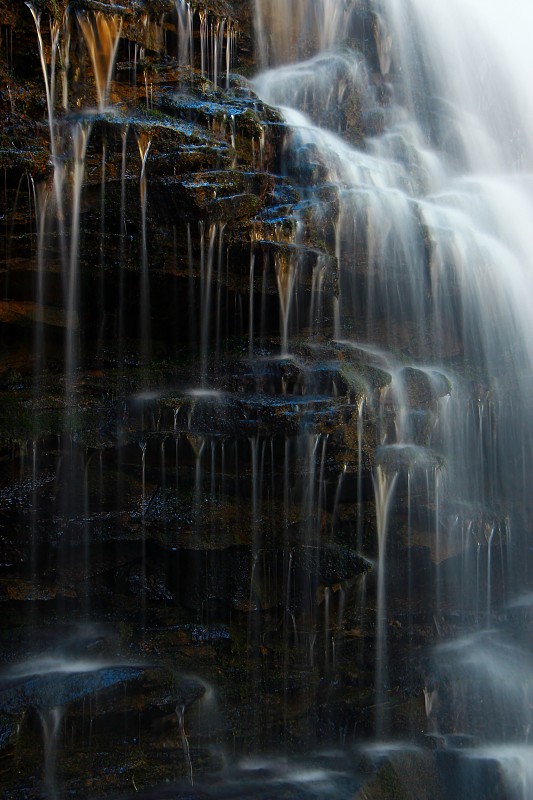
[250,2,533,796]
[2,0,533,798]
[252,0,533,793]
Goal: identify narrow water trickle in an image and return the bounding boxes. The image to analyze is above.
[372,463,398,737]
[65,120,90,404]
[137,130,152,368]
[39,705,65,800]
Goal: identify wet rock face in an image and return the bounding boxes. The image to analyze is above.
[355,750,447,800]
[0,4,385,794]
[0,664,145,713]
[1,1,522,798]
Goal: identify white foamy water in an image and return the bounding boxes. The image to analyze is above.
[253,0,533,549]
[252,0,533,774]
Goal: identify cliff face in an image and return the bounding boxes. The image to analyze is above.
[0,2,495,798]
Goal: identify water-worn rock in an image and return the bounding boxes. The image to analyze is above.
[355,750,447,800]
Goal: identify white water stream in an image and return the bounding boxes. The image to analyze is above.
[253,0,533,788]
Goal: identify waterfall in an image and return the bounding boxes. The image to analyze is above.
[5,0,533,797]
[253,0,533,784]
